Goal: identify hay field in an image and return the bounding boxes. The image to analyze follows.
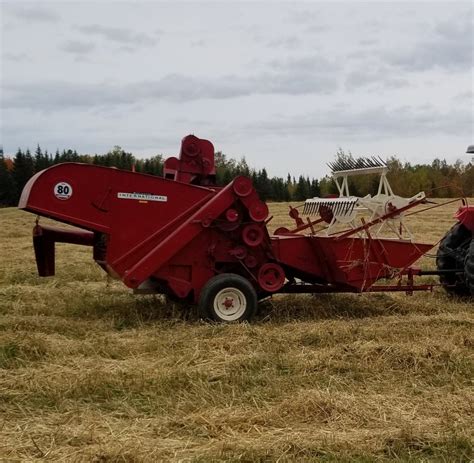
[0,201,473,462]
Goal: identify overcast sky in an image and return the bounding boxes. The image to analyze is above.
[1,1,473,178]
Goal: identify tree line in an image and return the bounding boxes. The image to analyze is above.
[0,145,473,207]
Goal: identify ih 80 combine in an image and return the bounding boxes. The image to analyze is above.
[19,136,474,322]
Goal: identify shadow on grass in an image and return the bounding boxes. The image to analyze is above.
[0,336,48,369]
[63,290,424,328]
[255,293,411,324]
[66,292,200,328]
[383,431,472,462]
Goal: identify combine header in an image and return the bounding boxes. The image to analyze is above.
[19,135,474,322]
[302,156,425,238]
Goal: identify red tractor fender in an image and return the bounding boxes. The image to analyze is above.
[455,205,474,232]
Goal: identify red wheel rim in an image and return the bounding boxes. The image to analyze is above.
[242,224,264,247]
[233,176,253,197]
[249,200,269,222]
[226,208,239,222]
[231,245,247,260]
[245,255,258,268]
[182,135,200,157]
[258,263,285,292]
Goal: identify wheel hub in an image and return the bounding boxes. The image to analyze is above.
[223,297,234,308]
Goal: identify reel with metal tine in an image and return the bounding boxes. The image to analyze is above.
[329,156,387,173]
[304,197,360,218]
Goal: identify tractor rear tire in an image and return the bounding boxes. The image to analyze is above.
[436,222,471,296]
[199,273,257,323]
[465,240,474,296]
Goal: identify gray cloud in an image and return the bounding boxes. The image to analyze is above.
[287,8,320,25]
[453,90,473,103]
[3,2,470,169]
[358,38,379,47]
[8,5,59,23]
[385,17,473,71]
[268,55,338,72]
[75,24,158,47]
[4,52,28,62]
[304,24,328,34]
[60,40,95,55]
[251,105,472,138]
[191,38,207,47]
[345,67,408,90]
[3,56,341,111]
[285,7,327,34]
[266,36,302,50]
[265,55,340,94]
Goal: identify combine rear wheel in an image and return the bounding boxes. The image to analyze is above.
[436,223,471,296]
[465,240,474,296]
[199,273,257,322]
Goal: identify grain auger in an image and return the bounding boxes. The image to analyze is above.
[19,136,474,322]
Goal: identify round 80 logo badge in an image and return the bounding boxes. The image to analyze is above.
[54,182,73,200]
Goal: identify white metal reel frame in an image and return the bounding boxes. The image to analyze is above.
[302,158,426,241]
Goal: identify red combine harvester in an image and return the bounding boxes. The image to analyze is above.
[19,135,474,322]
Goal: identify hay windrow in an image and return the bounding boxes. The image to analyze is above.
[0,202,473,461]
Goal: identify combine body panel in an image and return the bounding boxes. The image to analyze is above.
[19,135,473,321]
[272,235,432,291]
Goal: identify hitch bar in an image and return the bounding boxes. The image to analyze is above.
[418,269,463,275]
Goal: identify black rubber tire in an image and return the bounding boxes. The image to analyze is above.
[436,222,471,296]
[465,239,474,296]
[199,273,257,323]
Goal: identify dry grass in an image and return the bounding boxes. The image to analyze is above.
[0,201,473,462]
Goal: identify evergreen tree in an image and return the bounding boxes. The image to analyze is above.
[294,175,310,201]
[12,148,35,202]
[462,163,474,197]
[4,142,473,204]
[254,168,271,200]
[269,177,289,201]
[146,155,163,175]
[222,169,233,185]
[236,157,250,176]
[286,173,295,200]
[0,151,17,206]
[310,178,320,197]
[34,145,51,171]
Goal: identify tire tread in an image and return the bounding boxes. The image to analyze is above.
[436,222,471,296]
[465,240,474,296]
[199,273,257,322]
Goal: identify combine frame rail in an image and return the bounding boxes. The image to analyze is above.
[279,283,435,294]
